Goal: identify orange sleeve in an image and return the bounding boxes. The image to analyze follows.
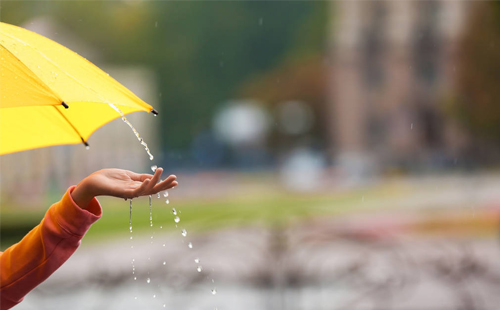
[0,186,102,309]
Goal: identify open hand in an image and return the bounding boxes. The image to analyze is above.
[71,168,177,209]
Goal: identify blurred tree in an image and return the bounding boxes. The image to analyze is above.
[1,1,328,156]
[453,1,500,144]
[238,2,329,151]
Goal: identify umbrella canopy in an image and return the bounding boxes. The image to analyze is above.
[0,22,157,155]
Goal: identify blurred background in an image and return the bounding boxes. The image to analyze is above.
[2,1,500,309]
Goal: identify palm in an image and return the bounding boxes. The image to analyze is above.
[87,168,177,199]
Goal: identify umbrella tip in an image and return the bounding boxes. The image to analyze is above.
[151,109,159,116]
[62,101,69,109]
[81,138,90,150]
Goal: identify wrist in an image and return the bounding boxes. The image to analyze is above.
[71,178,96,210]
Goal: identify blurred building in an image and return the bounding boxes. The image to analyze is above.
[330,1,470,174]
[0,17,158,207]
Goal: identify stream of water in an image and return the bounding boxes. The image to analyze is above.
[111,104,217,307]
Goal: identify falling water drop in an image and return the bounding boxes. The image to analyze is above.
[166,199,170,204]
[174,216,180,223]
[146,278,151,284]
[151,165,157,172]
[129,199,133,233]
[181,229,187,237]
[85,145,90,150]
[164,191,169,197]
[130,236,133,240]
[153,294,156,298]
[211,288,217,295]
[172,208,177,215]
[197,266,203,272]
[163,261,166,265]
[108,103,154,160]
[188,242,193,249]
[157,193,160,198]
[134,276,137,280]
[149,195,153,227]
[194,258,200,263]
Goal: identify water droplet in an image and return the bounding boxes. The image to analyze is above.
[134,277,137,280]
[157,193,160,198]
[131,246,133,249]
[130,236,133,240]
[164,191,169,197]
[129,225,133,233]
[160,225,163,229]
[151,165,157,172]
[85,145,90,150]
[197,266,203,272]
[134,296,137,300]
[212,279,215,283]
[162,243,166,247]
[174,216,180,223]
[194,258,200,263]
[172,208,177,215]
[163,261,166,265]
[163,305,166,308]
[211,288,217,295]
[166,199,170,204]
[181,229,187,237]
[151,236,154,239]
[146,278,151,284]
[188,242,193,249]
[153,294,156,298]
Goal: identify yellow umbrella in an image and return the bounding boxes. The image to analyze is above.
[0,22,158,155]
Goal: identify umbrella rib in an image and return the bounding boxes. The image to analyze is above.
[52,106,89,147]
[0,43,65,105]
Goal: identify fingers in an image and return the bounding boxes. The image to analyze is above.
[150,175,177,193]
[131,168,178,197]
[128,171,154,182]
[131,178,151,197]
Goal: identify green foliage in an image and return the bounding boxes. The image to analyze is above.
[454,1,500,143]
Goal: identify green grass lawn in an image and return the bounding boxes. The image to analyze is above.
[1,184,395,249]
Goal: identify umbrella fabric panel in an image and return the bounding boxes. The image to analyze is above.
[54,102,142,141]
[0,22,152,112]
[0,45,61,108]
[0,105,83,155]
